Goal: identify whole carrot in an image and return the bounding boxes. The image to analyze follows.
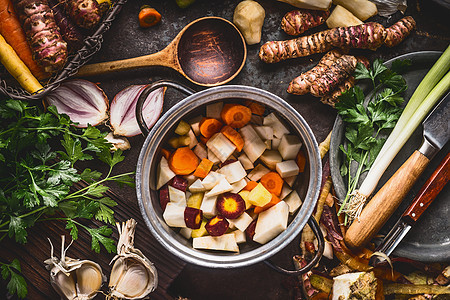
[0,34,43,93]
[0,0,48,79]
[259,30,332,63]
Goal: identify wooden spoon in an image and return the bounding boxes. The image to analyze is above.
[76,17,247,86]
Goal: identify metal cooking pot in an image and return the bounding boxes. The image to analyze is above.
[135,81,324,275]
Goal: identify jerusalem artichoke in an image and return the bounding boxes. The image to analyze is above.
[286,50,342,95]
[319,56,369,106]
[13,0,68,73]
[384,16,416,47]
[320,76,355,107]
[325,22,386,50]
[259,30,332,63]
[233,0,265,45]
[64,0,101,30]
[49,0,84,52]
[281,9,330,36]
[287,50,358,97]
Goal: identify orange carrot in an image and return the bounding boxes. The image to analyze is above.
[260,172,284,196]
[0,0,48,80]
[168,147,199,175]
[161,148,171,160]
[193,158,213,178]
[244,100,265,116]
[199,117,223,138]
[243,181,258,191]
[296,150,307,173]
[254,194,281,213]
[221,125,244,152]
[220,104,252,128]
[138,5,161,28]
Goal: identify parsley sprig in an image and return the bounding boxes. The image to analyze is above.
[1,259,27,299]
[335,59,410,224]
[0,99,134,298]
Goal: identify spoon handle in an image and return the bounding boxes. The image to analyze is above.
[76,44,178,77]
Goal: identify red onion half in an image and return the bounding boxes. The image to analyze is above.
[45,79,109,128]
[110,85,165,137]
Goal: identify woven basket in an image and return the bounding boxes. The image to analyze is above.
[0,0,128,101]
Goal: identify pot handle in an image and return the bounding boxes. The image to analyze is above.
[136,80,195,136]
[264,216,324,276]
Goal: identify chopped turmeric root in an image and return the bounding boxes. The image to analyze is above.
[281,9,330,36]
[259,30,333,63]
[384,16,416,47]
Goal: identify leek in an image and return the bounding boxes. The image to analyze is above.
[372,45,450,169]
[352,69,450,212]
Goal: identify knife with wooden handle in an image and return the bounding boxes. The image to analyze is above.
[369,152,449,266]
[344,91,450,250]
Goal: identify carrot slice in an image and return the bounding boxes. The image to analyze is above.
[168,147,199,175]
[254,194,281,214]
[296,150,307,173]
[244,100,265,116]
[138,5,161,28]
[193,158,213,178]
[220,104,252,128]
[260,172,283,196]
[161,148,171,160]
[243,181,258,191]
[221,125,244,152]
[199,117,223,138]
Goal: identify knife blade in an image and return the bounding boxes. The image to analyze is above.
[370,152,450,266]
[344,90,450,250]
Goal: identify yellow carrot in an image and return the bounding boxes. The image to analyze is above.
[0,34,43,94]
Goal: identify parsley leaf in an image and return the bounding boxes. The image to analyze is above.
[0,99,134,295]
[86,225,115,253]
[336,59,408,223]
[1,259,27,299]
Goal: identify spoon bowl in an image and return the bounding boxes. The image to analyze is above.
[76,17,247,86]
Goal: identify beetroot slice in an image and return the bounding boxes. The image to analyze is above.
[169,176,188,192]
[159,185,170,211]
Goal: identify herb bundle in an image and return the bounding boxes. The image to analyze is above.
[0,99,134,297]
[336,59,410,224]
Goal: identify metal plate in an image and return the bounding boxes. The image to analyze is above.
[330,51,450,262]
[431,0,450,9]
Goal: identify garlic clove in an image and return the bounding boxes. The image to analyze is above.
[50,267,77,300]
[110,85,165,137]
[109,257,154,299]
[108,219,158,299]
[46,236,105,300]
[45,79,109,128]
[75,261,106,299]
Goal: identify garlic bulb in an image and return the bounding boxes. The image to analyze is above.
[44,236,106,300]
[107,219,158,299]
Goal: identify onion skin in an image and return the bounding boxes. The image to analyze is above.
[110,85,165,137]
[44,79,109,128]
